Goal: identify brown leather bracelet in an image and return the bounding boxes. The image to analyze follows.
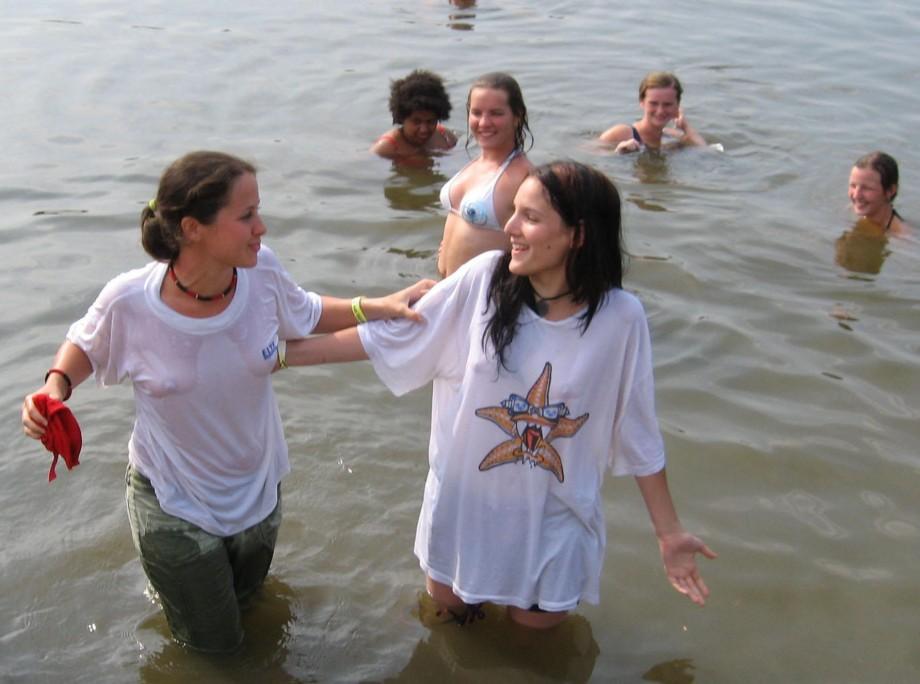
[45,368,73,401]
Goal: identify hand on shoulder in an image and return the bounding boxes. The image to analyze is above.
[363,278,437,323]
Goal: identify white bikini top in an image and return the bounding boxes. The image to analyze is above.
[439,150,519,231]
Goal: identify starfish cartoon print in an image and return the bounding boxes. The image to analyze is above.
[475,362,588,483]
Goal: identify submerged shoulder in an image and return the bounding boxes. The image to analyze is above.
[890,214,912,237]
[371,130,399,158]
[599,123,632,144]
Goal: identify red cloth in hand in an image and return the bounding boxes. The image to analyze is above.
[32,393,82,482]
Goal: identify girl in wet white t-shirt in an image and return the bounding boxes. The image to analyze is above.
[285,161,716,629]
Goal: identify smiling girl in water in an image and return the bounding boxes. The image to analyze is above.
[848,151,909,237]
[437,72,533,276]
[599,71,706,153]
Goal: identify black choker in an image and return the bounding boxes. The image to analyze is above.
[531,289,572,317]
[168,263,237,301]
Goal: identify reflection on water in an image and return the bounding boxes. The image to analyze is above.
[383,594,599,683]
[447,0,477,31]
[835,218,890,275]
[633,150,672,185]
[642,658,696,684]
[383,164,449,212]
[387,246,438,260]
[622,152,673,212]
[137,577,300,683]
[627,192,670,212]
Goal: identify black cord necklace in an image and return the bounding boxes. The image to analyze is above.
[168,263,237,301]
[883,206,899,232]
[531,289,572,317]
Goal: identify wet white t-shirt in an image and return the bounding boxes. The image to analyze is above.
[68,246,321,536]
[358,251,665,610]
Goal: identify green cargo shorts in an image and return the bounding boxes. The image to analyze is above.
[125,464,282,653]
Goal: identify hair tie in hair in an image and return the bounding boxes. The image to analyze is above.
[148,199,157,211]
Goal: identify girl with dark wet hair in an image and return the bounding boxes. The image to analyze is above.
[21,150,432,652]
[282,160,715,630]
[371,69,458,160]
[437,72,534,276]
[849,151,909,236]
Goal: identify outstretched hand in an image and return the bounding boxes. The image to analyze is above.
[658,531,717,606]
[365,278,436,323]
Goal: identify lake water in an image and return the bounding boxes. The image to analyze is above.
[2,1,919,682]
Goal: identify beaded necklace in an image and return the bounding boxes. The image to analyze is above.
[168,263,237,301]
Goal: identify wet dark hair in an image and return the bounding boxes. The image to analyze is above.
[639,71,683,103]
[389,69,452,124]
[465,72,534,153]
[140,151,256,261]
[483,161,624,370]
[854,151,899,201]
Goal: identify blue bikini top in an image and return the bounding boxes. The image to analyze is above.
[439,150,519,231]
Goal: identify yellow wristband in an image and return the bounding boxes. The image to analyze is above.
[351,296,368,324]
[277,339,288,369]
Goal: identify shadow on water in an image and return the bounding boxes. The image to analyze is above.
[834,218,890,276]
[379,595,599,683]
[383,163,448,213]
[137,577,305,684]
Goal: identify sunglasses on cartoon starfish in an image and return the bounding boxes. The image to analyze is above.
[500,394,570,420]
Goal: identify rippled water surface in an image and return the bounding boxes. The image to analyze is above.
[2,1,919,682]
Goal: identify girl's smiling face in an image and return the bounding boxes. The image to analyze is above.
[849,166,895,220]
[504,177,577,284]
[640,86,680,128]
[469,87,517,150]
[196,172,266,269]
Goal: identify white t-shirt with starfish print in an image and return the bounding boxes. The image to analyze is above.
[358,250,665,610]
